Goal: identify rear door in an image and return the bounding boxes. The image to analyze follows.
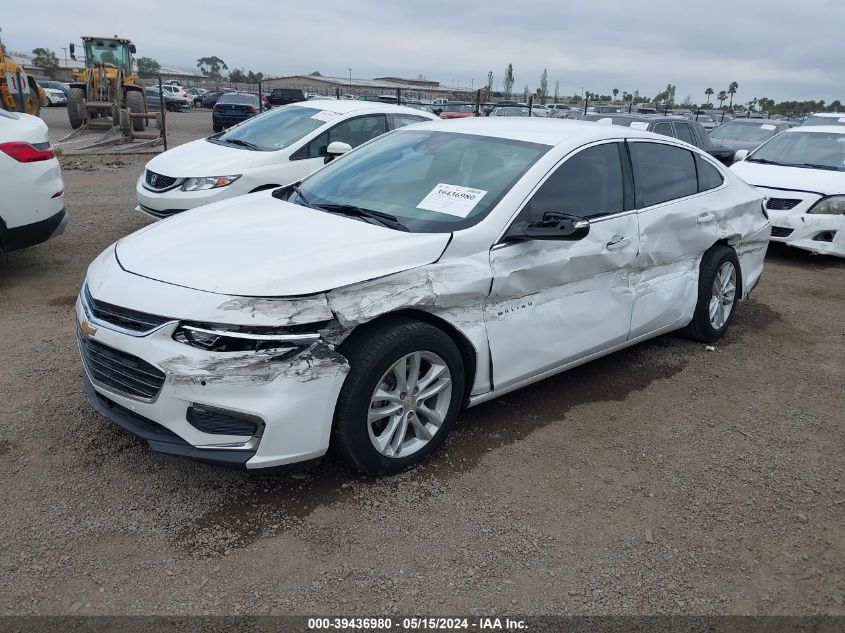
[485,141,639,389]
[628,140,725,338]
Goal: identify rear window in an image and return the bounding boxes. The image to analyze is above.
[674,123,696,145]
[696,155,724,192]
[630,142,698,207]
[216,93,260,106]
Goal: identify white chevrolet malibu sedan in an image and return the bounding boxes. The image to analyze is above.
[136,100,437,219]
[79,119,770,475]
[731,126,845,258]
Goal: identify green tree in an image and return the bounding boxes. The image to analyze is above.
[486,70,493,94]
[503,63,514,99]
[704,87,714,107]
[727,81,739,111]
[553,80,559,103]
[539,68,548,104]
[136,57,160,78]
[196,56,228,80]
[31,48,59,78]
[522,85,529,102]
[229,68,246,83]
[612,87,619,101]
[717,90,727,109]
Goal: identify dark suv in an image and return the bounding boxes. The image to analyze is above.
[584,114,734,164]
[267,88,306,106]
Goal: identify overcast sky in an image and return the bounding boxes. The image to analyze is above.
[4,0,842,103]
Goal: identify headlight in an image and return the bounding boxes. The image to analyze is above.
[808,195,845,215]
[173,322,320,353]
[181,175,241,192]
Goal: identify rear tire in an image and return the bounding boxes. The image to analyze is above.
[212,122,223,132]
[68,87,85,129]
[125,90,146,132]
[333,320,465,476]
[686,245,742,343]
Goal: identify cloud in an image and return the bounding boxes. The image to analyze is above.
[3,0,841,102]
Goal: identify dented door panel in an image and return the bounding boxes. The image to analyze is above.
[485,213,638,390]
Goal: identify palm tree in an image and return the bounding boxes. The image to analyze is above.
[728,81,739,111]
[717,90,727,109]
[612,88,619,101]
[704,87,714,108]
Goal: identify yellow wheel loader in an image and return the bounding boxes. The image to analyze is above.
[0,44,43,115]
[67,36,146,132]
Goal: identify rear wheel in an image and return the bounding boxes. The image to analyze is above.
[67,88,85,129]
[333,320,465,476]
[686,245,741,343]
[125,90,146,132]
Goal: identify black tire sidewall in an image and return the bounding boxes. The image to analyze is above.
[692,246,742,342]
[334,321,465,476]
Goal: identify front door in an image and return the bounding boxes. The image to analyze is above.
[485,142,639,391]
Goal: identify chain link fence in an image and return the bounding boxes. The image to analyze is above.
[42,75,480,156]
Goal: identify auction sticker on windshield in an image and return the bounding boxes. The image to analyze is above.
[311,111,340,122]
[417,183,487,218]
[630,121,649,130]
[761,124,776,130]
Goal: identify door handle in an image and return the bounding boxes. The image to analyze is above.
[697,212,716,224]
[606,236,631,251]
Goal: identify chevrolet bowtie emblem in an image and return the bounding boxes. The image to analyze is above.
[80,320,98,338]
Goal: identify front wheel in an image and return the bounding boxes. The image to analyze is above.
[125,90,146,132]
[333,320,465,476]
[686,245,742,343]
[67,87,85,129]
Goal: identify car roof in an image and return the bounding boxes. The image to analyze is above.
[722,118,787,125]
[280,99,438,117]
[784,125,845,135]
[804,112,845,118]
[407,117,661,146]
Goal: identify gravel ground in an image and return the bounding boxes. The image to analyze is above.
[0,156,843,616]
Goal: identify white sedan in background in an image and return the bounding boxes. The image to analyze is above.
[136,100,437,219]
[0,110,68,253]
[732,126,845,257]
[82,119,768,475]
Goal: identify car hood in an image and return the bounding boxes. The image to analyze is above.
[731,160,845,196]
[710,138,764,153]
[143,138,281,177]
[115,193,451,296]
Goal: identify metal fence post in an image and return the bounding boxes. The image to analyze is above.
[15,71,25,113]
[158,75,168,151]
[528,95,533,116]
[475,89,481,116]
[336,86,340,99]
[259,81,263,113]
[583,95,588,116]
[396,87,401,104]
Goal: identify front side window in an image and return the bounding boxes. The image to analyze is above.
[521,143,626,221]
[630,142,698,207]
[302,115,388,158]
[674,123,695,145]
[295,130,548,232]
[652,122,674,138]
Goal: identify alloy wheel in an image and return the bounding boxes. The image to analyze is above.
[708,261,737,330]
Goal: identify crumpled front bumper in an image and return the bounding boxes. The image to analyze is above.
[768,209,845,258]
[75,292,350,469]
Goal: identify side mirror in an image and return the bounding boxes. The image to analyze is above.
[324,141,352,164]
[734,149,749,162]
[129,44,137,54]
[69,43,76,60]
[504,212,590,242]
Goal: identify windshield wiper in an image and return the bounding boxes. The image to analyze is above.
[781,162,842,171]
[319,204,409,232]
[223,138,262,150]
[745,158,782,165]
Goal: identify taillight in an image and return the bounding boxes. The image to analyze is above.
[213,106,222,113]
[244,107,257,114]
[0,141,55,163]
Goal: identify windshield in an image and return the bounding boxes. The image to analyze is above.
[710,121,778,142]
[801,115,845,127]
[214,105,329,151]
[748,131,845,171]
[443,104,473,112]
[86,40,130,72]
[495,107,529,116]
[295,130,549,232]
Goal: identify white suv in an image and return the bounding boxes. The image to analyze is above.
[0,110,68,253]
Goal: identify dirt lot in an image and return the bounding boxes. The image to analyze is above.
[1,155,843,616]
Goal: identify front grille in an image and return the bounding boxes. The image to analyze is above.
[766,198,801,211]
[187,405,262,437]
[77,324,166,400]
[139,204,186,219]
[84,285,171,333]
[144,170,179,191]
[770,226,794,238]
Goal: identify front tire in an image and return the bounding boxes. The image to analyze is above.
[125,90,146,132]
[67,87,85,129]
[333,320,465,476]
[686,245,741,343]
